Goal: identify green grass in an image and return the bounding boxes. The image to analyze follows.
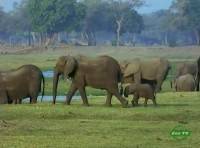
[0,92,200,147]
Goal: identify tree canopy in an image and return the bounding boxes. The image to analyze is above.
[28,0,86,34]
[170,0,200,45]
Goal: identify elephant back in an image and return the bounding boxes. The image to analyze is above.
[140,59,161,80]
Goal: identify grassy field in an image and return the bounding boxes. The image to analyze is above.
[0,45,199,70]
[0,92,200,147]
[0,46,200,147]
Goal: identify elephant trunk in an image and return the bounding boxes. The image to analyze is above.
[53,70,60,104]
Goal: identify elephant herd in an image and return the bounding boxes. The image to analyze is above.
[0,55,200,107]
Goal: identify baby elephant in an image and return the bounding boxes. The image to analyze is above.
[175,74,195,92]
[124,83,156,107]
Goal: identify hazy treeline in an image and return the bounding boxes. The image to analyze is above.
[0,0,200,47]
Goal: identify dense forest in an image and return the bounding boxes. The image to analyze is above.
[0,0,200,47]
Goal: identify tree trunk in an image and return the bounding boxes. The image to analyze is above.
[92,32,96,46]
[132,33,136,46]
[87,31,96,46]
[164,32,169,46]
[39,33,43,46]
[116,19,122,46]
[28,30,32,46]
[31,32,36,47]
[195,29,200,45]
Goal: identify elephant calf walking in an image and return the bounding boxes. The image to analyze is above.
[0,65,45,104]
[124,83,157,107]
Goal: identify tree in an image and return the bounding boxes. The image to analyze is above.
[170,0,200,45]
[27,0,86,45]
[158,10,177,46]
[82,0,112,45]
[9,0,32,45]
[108,0,144,46]
[121,8,144,45]
[0,6,6,41]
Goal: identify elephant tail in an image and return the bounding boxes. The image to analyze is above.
[40,73,45,102]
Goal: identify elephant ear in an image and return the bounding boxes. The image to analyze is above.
[124,61,140,77]
[120,60,129,73]
[64,56,77,78]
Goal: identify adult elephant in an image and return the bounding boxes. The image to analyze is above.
[175,62,197,78]
[0,65,45,104]
[171,62,197,89]
[52,55,128,107]
[121,58,171,92]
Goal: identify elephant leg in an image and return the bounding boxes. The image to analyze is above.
[30,97,34,104]
[152,97,157,107]
[0,91,8,104]
[132,93,139,107]
[12,99,17,104]
[30,95,37,104]
[152,99,157,106]
[196,73,200,91]
[144,98,148,107]
[32,98,37,104]
[155,77,162,92]
[131,98,135,106]
[105,91,112,107]
[78,87,89,106]
[65,84,77,105]
[18,99,22,104]
[110,88,128,108]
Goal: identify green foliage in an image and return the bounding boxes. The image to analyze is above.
[10,0,31,33]
[171,0,200,31]
[27,0,86,33]
[0,7,6,33]
[81,0,144,35]
[122,9,144,34]
[83,0,112,32]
